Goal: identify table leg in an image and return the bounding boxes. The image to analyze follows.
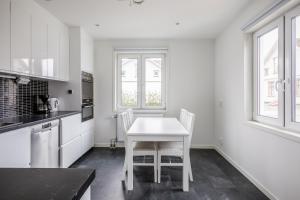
[127,137,134,190]
[183,136,189,192]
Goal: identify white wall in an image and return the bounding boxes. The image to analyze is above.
[94,39,215,147]
[214,1,300,200]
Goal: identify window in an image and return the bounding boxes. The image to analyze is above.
[267,81,275,97]
[286,6,300,129]
[252,5,300,132]
[115,51,166,110]
[253,17,284,126]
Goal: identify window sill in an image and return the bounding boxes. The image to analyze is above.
[245,121,300,143]
[115,108,167,114]
[133,109,167,114]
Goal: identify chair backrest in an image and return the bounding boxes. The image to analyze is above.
[127,108,134,125]
[120,111,131,146]
[180,109,195,147]
[180,109,189,128]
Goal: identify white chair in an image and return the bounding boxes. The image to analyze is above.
[120,110,158,183]
[157,109,195,183]
[127,108,134,124]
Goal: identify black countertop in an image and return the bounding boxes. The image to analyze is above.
[0,168,95,200]
[0,111,81,134]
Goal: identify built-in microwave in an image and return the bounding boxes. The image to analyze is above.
[81,71,94,122]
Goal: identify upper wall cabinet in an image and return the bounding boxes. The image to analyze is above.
[59,25,70,81]
[31,3,48,77]
[0,0,11,72]
[1,0,69,81]
[47,17,60,79]
[80,29,94,73]
[11,0,33,75]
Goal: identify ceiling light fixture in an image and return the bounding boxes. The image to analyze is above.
[118,0,145,6]
[132,0,144,5]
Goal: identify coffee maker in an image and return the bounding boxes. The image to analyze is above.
[33,95,51,114]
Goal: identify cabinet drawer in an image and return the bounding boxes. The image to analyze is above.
[60,135,82,168]
[81,119,94,132]
[60,114,81,145]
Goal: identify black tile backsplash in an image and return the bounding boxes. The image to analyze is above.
[0,77,48,119]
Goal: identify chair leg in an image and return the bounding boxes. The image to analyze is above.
[154,153,157,183]
[122,156,127,181]
[158,153,161,183]
[188,158,193,182]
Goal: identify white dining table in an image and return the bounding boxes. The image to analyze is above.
[126,117,190,191]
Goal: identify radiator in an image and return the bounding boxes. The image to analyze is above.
[116,113,164,142]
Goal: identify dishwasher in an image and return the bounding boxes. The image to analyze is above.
[31,120,59,168]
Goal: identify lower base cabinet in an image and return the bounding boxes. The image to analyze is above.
[81,119,94,155]
[0,127,31,167]
[60,115,94,168]
[60,135,82,168]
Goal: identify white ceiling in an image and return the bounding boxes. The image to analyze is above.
[35,0,250,39]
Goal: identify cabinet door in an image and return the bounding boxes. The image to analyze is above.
[80,30,94,73]
[81,119,94,154]
[60,114,81,145]
[11,0,32,74]
[59,24,69,81]
[0,127,31,167]
[47,17,60,79]
[60,135,82,168]
[0,0,10,71]
[31,3,48,77]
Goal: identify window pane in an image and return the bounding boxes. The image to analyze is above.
[121,58,138,107]
[293,16,300,122]
[145,58,162,107]
[258,28,279,118]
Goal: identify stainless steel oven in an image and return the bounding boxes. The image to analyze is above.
[82,104,94,122]
[81,71,94,122]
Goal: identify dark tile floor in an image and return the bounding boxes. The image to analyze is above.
[71,148,269,200]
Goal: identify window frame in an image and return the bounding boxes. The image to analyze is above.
[117,53,142,109]
[285,5,300,131]
[141,54,166,110]
[253,17,285,127]
[115,50,167,111]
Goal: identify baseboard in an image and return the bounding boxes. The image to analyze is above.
[190,144,215,149]
[94,142,125,148]
[214,146,278,200]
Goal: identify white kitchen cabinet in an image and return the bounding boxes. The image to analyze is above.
[7,0,70,80]
[59,24,70,81]
[60,114,82,168]
[60,135,82,168]
[31,3,48,77]
[0,0,11,72]
[47,17,60,79]
[60,114,81,145]
[11,0,33,74]
[0,127,31,168]
[80,29,94,73]
[81,119,94,154]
